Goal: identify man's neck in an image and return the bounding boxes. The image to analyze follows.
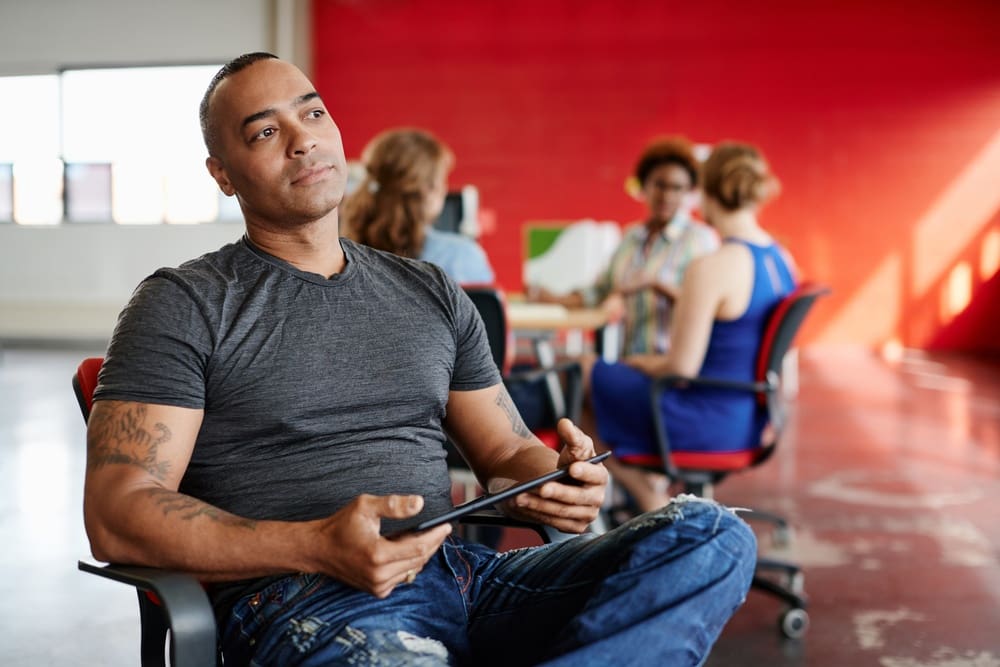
[245,212,346,278]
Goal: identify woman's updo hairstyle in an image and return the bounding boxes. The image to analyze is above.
[701,142,780,212]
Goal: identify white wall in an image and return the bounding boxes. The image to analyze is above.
[0,0,271,75]
[0,0,314,341]
[0,224,245,341]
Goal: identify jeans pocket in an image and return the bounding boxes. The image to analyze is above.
[227,574,322,653]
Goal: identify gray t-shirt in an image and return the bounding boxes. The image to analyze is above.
[95,236,501,533]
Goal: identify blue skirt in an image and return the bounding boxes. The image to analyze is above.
[590,360,766,457]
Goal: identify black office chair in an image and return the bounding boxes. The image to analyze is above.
[610,282,830,639]
[462,285,583,448]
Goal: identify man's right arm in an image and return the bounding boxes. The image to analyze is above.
[83,399,450,596]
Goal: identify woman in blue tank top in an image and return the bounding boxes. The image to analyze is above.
[589,141,797,512]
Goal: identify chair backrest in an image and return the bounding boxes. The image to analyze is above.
[751,281,830,419]
[73,357,104,422]
[649,282,829,478]
[462,285,513,375]
[755,282,830,385]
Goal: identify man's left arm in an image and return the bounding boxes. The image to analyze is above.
[444,383,608,534]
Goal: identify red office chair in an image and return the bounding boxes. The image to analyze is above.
[74,357,559,665]
[614,282,830,639]
[74,357,218,667]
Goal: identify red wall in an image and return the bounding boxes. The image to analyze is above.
[313,0,1000,351]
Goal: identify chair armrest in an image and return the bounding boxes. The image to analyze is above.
[647,373,779,480]
[653,371,785,433]
[651,373,774,394]
[79,560,217,666]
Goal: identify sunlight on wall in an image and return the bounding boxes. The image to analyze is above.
[880,338,905,363]
[941,262,973,321]
[820,126,1000,348]
[981,228,1000,280]
[820,252,902,345]
[912,128,1000,296]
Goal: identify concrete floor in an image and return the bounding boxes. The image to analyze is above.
[1,345,998,665]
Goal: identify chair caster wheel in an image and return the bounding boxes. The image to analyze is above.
[779,607,809,639]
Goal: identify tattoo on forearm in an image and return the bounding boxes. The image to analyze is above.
[87,403,172,480]
[495,386,533,440]
[146,487,257,530]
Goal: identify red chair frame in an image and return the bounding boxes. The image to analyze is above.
[616,282,830,638]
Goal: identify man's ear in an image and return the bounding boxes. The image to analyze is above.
[206,156,236,196]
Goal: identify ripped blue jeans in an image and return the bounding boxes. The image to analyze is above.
[218,495,756,666]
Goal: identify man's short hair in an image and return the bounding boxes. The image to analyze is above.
[199,52,279,156]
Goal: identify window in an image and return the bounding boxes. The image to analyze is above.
[64,163,112,223]
[13,159,63,225]
[0,64,226,225]
[0,164,12,223]
[0,75,61,224]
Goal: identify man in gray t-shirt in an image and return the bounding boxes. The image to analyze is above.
[83,53,755,666]
[97,237,498,531]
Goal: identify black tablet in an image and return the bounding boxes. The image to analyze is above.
[390,451,610,537]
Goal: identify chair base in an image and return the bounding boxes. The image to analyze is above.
[753,557,809,639]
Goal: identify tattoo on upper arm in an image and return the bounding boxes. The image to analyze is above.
[495,385,533,440]
[145,488,257,530]
[87,403,173,481]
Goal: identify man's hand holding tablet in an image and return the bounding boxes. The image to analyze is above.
[497,418,611,534]
[390,451,610,537]
[393,419,611,538]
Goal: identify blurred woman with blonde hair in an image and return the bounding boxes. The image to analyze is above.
[589,141,797,512]
[342,128,494,284]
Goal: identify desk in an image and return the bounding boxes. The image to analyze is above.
[505,302,608,333]
[503,301,618,419]
[505,300,618,361]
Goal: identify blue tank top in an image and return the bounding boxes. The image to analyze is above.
[661,239,796,451]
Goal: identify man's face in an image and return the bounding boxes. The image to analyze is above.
[205,59,348,228]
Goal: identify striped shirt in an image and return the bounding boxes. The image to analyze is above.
[583,214,719,354]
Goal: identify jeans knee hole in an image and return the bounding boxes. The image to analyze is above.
[287,616,330,653]
[396,631,449,660]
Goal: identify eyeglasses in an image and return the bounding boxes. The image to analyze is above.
[645,180,690,194]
